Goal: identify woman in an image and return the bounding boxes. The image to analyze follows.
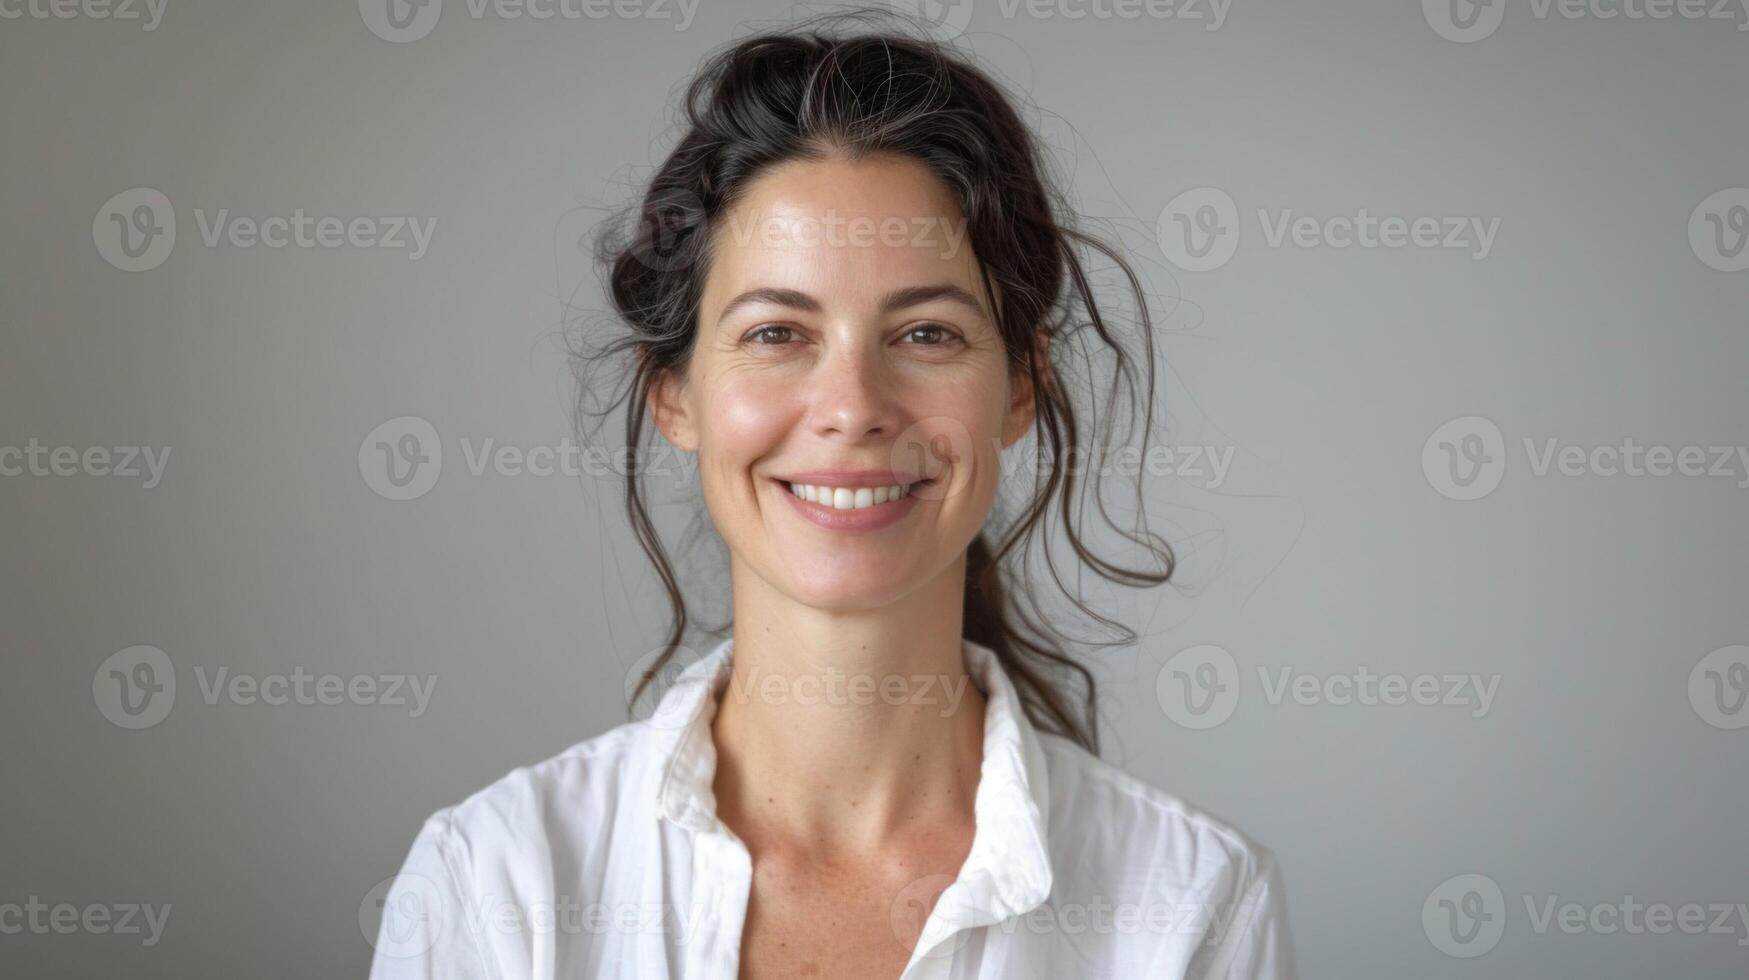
[371,12,1296,979]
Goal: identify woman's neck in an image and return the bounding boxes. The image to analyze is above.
[709,559,986,858]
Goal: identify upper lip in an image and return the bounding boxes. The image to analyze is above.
[773,469,928,489]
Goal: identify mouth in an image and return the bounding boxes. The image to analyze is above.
[768,470,937,531]
[779,479,926,511]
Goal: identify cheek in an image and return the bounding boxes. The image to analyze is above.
[927,372,1010,450]
[901,374,1012,507]
[697,373,797,470]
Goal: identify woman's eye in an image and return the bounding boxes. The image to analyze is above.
[904,323,960,346]
[746,324,796,345]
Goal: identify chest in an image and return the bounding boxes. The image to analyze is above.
[734,855,960,980]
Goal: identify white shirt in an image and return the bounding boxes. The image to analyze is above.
[368,637,1297,979]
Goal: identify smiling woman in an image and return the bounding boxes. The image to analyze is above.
[369,9,1295,979]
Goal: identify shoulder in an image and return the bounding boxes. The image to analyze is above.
[1030,733,1298,977]
[371,721,669,973]
[405,718,662,877]
[1035,731,1286,919]
[1038,732,1279,873]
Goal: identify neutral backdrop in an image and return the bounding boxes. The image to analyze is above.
[2,0,1746,976]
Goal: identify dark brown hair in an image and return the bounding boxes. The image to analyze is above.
[575,9,1172,754]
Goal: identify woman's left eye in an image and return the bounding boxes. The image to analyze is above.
[904,323,961,346]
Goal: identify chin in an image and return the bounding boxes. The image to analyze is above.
[779,562,919,613]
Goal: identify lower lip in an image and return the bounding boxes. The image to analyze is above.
[777,481,922,532]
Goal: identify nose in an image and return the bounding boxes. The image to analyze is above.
[806,339,901,441]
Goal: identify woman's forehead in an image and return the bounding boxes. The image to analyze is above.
[738,151,964,218]
[703,155,982,313]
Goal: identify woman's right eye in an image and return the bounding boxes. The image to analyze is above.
[746,324,796,345]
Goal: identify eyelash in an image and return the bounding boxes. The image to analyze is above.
[744,323,962,347]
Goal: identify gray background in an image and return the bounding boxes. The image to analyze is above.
[3,0,1746,976]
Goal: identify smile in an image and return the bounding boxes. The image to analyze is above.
[771,473,931,532]
[784,481,919,509]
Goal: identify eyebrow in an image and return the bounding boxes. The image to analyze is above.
[715,284,989,324]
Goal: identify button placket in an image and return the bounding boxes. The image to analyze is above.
[682,826,752,979]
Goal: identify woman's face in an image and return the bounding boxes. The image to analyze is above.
[654,152,1037,611]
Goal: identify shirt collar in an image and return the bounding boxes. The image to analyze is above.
[651,635,1055,924]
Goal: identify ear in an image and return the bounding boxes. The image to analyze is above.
[1000,330,1049,449]
[648,367,698,452]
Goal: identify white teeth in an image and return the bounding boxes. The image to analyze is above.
[787,482,914,510]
